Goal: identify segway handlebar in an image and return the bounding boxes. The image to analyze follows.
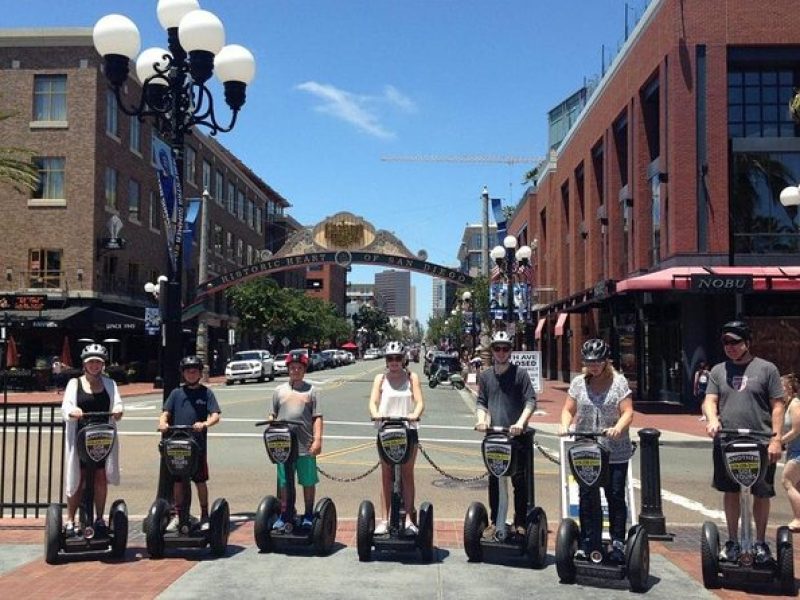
[371,416,419,423]
[474,424,534,435]
[78,411,116,418]
[717,428,775,439]
[559,430,608,438]
[254,419,305,428]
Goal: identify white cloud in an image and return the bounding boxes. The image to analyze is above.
[296,81,416,139]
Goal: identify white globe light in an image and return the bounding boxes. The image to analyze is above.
[516,245,532,261]
[178,9,225,54]
[157,0,200,29]
[93,14,141,59]
[462,290,472,301]
[490,245,505,261]
[144,282,156,294]
[135,47,171,86]
[503,235,518,250]
[214,44,256,84]
[780,185,800,208]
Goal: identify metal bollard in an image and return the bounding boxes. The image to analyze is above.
[637,428,674,541]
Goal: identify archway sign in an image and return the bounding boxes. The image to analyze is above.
[196,211,473,297]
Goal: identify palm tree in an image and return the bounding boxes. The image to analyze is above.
[0,108,39,193]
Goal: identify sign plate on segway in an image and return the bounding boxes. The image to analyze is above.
[482,437,514,477]
[378,426,410,465]
[78,424,116,464]
[264,428,297,465]
[567,443,609,489]
[163,438,199,478]
[723,443,765,488]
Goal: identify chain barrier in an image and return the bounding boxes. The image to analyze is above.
[316,462,380,483]
[533,439,638,466]
[417,442,489,483]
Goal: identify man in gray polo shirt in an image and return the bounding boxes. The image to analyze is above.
[476,330,536,539]
[703,320,784,565]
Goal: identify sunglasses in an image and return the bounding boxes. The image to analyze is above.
[386,356,403,362]
[493,346,512,353]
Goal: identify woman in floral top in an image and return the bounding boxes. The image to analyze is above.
[559,338,634,563]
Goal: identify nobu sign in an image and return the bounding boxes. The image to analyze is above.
[690,274,753,293]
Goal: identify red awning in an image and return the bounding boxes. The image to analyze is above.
[616,266,800,293]
[554,313,569,337]
[534,318,546,340]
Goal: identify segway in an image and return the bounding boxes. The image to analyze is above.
[253,419,337,555]
[555,431,649,592]
[145,425,230,558]
[44,411,128,564]
[356,417,435,562]
[701,428,794,594]
[463,425,548,568]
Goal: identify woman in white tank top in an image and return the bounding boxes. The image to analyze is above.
[368,342,425,534]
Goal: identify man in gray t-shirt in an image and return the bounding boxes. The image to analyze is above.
[475,331,536,537]
[703,321,784,565]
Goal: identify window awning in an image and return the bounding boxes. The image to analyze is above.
[616,266,800,293]
[92,308,144,333]
[554,313,569,337]
[534,318,546,340]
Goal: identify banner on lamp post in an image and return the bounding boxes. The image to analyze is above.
[488,282,531,321]
[153,137,185,272]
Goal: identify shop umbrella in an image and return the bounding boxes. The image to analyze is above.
[340,342,358,351]
[60,336,72,368]
[5,336,19,368]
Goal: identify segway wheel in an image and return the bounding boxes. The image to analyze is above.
[254,495,280,553]
[145,499,171,559]
[44,503,62,565]
[209,498,230,557]
[312,497,338,556]
[555,518,579,584]
[356,500,375,562]
[454,381,465,390]
[417,502,435,563]
[700,521,721,589]
[463,501,487,562]
[109,500,128,559]
[428,379,437,389]
[524,507,548,569]
[626,525,650,593]
[777,525,796,596]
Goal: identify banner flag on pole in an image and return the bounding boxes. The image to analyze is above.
[491,196,506,245]
[182,198,201,268]
[153,136,178,271]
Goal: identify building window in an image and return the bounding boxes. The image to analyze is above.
[215,169,224,205]
[227,182,236,214]
[237,189,245,220]
[202,159,212,191]
[255,206,263,234]
[33,75,67,121]
[105,90,119,137]
[32,157,65,199]
[236,238,244,265]
[128,178,141,222]
[728,67,797,138]
[246,244,253,265]
[149,191,160,232]
[105,167,118,210]
[650,175,661,265]
[247,199,254,228]
[613,113,628,186]
[184,146,196,185]
[214,224,223,255]
[129,116,141,153]
[28,248,62,289]
[225,231,233,260]
[127,262,140,296]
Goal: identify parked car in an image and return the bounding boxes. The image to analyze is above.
[309,353,324,372]
[225,350,275,385]
[320,349,338,369]
[364,348,382,360]
[273,353,289,375]
[335,349,350,365]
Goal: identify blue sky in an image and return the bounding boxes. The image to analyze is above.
[5,0,651,323]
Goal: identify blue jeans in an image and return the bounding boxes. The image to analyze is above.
[579,461,628,550]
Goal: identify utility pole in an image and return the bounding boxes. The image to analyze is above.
[196,188,210,382]
[481,186,489,278]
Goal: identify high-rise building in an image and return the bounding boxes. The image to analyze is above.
[432,278,458,318]
[457,223,497,277]
[374,270,410,317]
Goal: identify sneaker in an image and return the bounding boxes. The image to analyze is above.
[272,516,286,531]
[374,520,388,535]
[200,519,210,532]
[64,521,75,537]
[608,539,625,564]
[93,518,107,534]
[405,521,419,535]
[166,515,180,533]
[514,525,526,537]
[188,515,200,527]
[754,541,773,565]
[719,540,740,562]
[301,515,314,529]
[574,547,587,560]
[482,524,497,540]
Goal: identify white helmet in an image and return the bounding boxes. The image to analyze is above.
[81,343,108,363]
[384,341,405,357]
[490,331,512,348]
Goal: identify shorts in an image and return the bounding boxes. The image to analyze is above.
[787,447,800,463]
[174,454,209,484]
[277,455,319,487]
[712,441,775,497]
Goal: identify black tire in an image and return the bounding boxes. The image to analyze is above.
[44,503,62,565]
[145,499,170,559]
[454,381,465,390]
[209,498,230,557]
[777,525,796,596]
[418,502,435,563]
[626,526,650,593]
[525,507,548,569]
[555,518,579,583]
[254,495,280,553]
[356,500,375,562]
[312,497,338,556]
[463,502,487,562]
[700,521,721,589]
[428,379,437,389]
[109,500,128,559]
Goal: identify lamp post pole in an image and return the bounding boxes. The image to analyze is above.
[93,2,255,403]
[462,291,479,351]
[196,188,210,382]
[491,236,532,350]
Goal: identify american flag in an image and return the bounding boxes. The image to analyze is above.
[516,263,534,283]
[490,265,503,282]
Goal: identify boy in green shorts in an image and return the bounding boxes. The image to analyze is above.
[268,350,323,530]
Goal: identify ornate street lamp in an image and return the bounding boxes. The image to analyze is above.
[93,1,255,402]
[490,235,533,348]
[461,290,480,351]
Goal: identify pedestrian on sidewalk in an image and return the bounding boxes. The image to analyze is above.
[559,338,634,563]
[693,361,710,419]
[475,330,536,539]
[780,373,800,532]
[702,321,784,565]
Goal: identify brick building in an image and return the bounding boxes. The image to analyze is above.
[508,0,800,407]
[0,28,294,377]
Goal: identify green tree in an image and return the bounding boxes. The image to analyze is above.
[352,304,390,346]
[0,108,39,193]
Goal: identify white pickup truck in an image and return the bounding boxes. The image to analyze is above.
[225,350,275,385]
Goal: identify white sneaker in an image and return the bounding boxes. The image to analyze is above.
[166,515,180,532]
[405,521,418,535]
[374,520,388,535]
[200,519,210,531]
